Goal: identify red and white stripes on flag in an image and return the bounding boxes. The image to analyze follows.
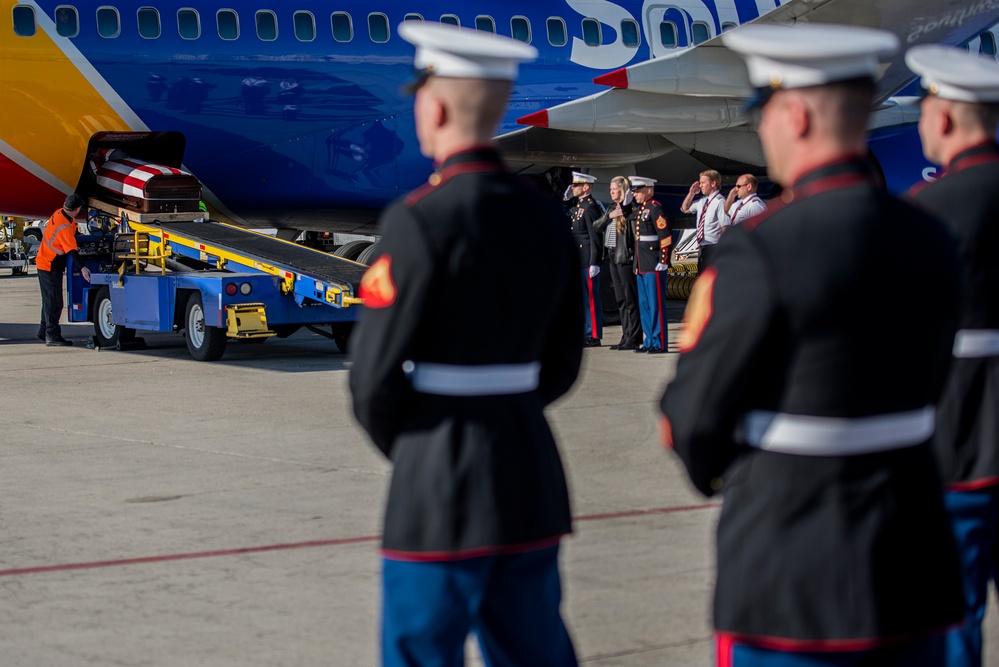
[95,159,192,198]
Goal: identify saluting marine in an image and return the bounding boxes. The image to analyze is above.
[630,176,671,354]
[567,171,604,347]
[349,22,581,667]
[906,45,999,667]
[660,25,964,666]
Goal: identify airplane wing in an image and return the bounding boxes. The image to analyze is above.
[500,0,999,174]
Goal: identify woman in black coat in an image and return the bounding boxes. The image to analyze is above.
[594,176,642,350]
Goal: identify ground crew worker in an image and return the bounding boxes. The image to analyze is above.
[660,24,964,666]
[567,171,603,347]
[629,176,670,354]
[724,174,767,226]
[348,23,581,667]
[680,169,726,270]
[36,193,91,346]
[906,45,999,667]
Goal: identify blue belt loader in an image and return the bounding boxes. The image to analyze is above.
[65,199,366,361]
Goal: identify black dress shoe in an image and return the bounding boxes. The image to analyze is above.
[616,344,639,351]
[633,346,648,353]
[609,344,621,350]
[647,347,667,355]
[46,338,73,347]
[583,338,602,348]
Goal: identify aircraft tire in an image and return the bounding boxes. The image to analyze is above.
[356,243,380,266]
[333,240,372,261]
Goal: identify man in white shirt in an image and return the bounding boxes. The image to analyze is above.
[725,174,768,226]
[681,169,727,270]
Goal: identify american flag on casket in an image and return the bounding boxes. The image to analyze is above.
[90,150,202,214]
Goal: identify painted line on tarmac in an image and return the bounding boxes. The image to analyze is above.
[0,502,719,578]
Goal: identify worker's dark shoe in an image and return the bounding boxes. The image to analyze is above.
[45,337,73,347]
[583,337,602,348]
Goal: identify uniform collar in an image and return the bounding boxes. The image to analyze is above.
[437,145,504,172]
[785,155,874,203]
[947,141,999,174]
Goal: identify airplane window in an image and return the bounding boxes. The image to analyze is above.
[440,15,459,26]
[981,32,997,57]
[403,14,423,22]
[331,12,352,42]
[97,6,120,38]
[256,10,277,41]
[721,22,736,33]
[546,17,567,47]
[368,13,389,43]
[217,9,238,40]
[582,18,600,46]
[621,19,640,47]
[54,6,78,37]
[691,21,710,45]
[294,11,315,42]
[178,9,200,39]
[659,21,677,48]
[12,5,35,37]
[511,16,531,43]
[137,7,161,39]
[475,16,495,33]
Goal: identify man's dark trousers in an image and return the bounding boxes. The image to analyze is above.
[37,268,65,340]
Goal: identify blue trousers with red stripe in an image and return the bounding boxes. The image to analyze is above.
[717,634,947,666]
[382,544,578,667]
[636,271,668,351]
[582,269,602,340]
[943,487,999,667]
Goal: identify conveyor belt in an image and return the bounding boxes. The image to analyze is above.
[153,221,369,288]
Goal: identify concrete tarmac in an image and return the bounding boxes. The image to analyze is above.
[0,268,997,666]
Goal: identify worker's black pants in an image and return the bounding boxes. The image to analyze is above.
[37,268,65,340]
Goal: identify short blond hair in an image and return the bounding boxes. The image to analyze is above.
[701,170,721,186]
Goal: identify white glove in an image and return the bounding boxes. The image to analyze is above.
[655,263,668,272]
[623,189,634,206]
[588,265,600,278]
[563,185,574,201]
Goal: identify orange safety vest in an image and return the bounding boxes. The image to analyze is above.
[36,209,79,272]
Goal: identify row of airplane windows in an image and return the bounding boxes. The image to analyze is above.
[11,4,716,49]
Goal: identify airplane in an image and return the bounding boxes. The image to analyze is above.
[2,0,999,249]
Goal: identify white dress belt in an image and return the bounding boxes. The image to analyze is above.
[638,235,659,242]
[953,329,999,358]
[740,406,935,456]
[406,361,541,396]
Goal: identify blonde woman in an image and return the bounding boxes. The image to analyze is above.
[594,176,642,350]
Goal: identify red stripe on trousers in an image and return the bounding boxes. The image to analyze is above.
[587,274,598,338]
[717,634,735,667]
[655,273,666,350]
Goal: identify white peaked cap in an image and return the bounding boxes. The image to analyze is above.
[398,22,538,83]
[722,24,898,91]
[906,45,999,103]
[571,172,597,184]
[630,176,657,187]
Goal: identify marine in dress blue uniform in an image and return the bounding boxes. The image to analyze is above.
[348,23,580,667]
[567,172,603,346]
[906,45,999,667]
[629,176,671,354]
[660,25,964,667]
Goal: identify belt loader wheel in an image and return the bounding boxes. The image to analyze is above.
[184,293,227,361]
[93,287,136,347]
